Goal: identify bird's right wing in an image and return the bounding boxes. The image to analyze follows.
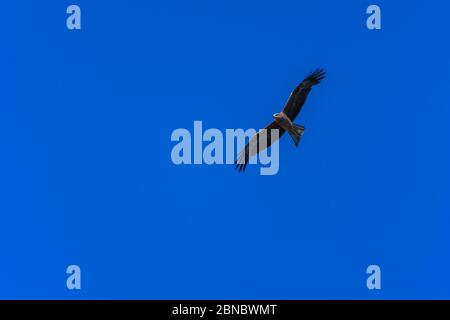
[282,68,326,121]
[235,121,285,172]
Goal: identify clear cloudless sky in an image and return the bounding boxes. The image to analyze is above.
[1,1,450,299]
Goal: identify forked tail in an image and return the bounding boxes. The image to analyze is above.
[288,123,305,147]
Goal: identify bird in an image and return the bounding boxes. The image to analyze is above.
[235,68,325,172]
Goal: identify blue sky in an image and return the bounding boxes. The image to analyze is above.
[1,1,450,299]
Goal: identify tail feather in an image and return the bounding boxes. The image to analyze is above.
[288,124,305,147]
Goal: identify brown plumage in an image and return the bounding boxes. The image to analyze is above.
[235,68,325,172]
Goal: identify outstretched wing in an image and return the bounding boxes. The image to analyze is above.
[282,68,325,121]
[235,121,285,172]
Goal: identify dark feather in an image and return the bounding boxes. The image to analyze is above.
[282,68,325,121]
[235,121,285,172]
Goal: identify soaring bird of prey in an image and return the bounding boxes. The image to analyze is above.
[235,68,326,172]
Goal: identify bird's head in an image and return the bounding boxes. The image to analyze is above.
[273,113,282,119]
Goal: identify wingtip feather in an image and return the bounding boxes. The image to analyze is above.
[305,68,326,86]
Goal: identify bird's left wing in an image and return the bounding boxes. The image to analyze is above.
[235,121,285,172]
